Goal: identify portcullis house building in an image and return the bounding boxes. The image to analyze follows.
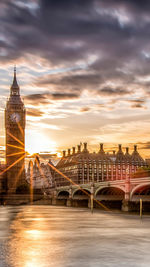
[54,143,147,187]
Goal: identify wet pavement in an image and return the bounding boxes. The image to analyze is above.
[0,206,150,267]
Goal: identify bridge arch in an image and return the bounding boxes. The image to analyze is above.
[72,188,91,198]
[131,183,150,198]
[71,188,91,208]
[57,190,69,198]
[95,185,125,197]
[95,186,125,210]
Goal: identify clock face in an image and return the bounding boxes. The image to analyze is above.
[10,113,21,123]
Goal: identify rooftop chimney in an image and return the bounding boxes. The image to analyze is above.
[63,150,66,157]
[134,145,137,152]
[68,149,71,156]
[77,145,81,153]
[118,144,122,151]
[126,147,129,154]
[99,143,104,153]
[72,147,76,154]
[83,142,87,151]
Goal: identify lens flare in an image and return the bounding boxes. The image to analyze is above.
[7,131,24,147]
[0,153,26,176]
[7,151,25,157]
[17,121,24,136]
[7,162,25,196]
[7,144,25,150]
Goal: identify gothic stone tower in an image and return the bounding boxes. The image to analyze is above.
[5,68,26,194]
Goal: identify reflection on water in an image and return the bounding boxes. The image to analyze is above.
[7,207,66,267]
[0,206,150,267]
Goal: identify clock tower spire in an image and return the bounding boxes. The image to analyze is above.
[10,66,20,96]
[5,67,26,194]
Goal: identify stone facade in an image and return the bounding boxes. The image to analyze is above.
[26,156,54,193]
[54,143,147,187]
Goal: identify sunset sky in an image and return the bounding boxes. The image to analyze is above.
[1,0,150,160]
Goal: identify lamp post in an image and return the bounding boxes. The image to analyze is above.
[140,198,143,219]
[125,165,130,201]
[91,172,94,213]
[122,165,131,212]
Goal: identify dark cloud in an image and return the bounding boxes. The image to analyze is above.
[35,73,133,99]
[24,92,80,105]
[99,0,150,14]
[25,94,46,101]
[80,107,90,113]
[0,0,149,62]
[35,73,101,88]
[1,0,150,102]
[127,99,146,109]
[130,99,145,103]
[34,72,102,95]
[131,104,145,109]
[24,94,49,105]
[51,93,80,100]
[27,108,44,117]
[42,0,91,8]
[99,87,129,96]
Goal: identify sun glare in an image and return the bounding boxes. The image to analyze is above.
[26,132,57,155]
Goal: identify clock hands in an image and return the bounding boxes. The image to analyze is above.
[11,113,20,122]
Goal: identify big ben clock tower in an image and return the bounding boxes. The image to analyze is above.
[5,67,26,194]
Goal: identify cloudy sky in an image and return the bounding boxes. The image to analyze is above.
[1,0,150,159]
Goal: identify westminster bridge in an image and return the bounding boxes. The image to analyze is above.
[50,176,150,211]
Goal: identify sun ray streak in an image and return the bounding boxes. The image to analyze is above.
[7,131,24,147]
[17,121,24,136]
[7,144,25,150]
[47,162,110,211]
[8,163,25,196]
[7,151,25,157]
[0,153,26,176]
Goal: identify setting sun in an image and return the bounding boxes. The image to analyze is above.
[25,132,57,155]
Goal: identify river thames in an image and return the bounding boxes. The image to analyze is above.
[0,206,150,267]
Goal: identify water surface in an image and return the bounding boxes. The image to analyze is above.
[0,206,150,267]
